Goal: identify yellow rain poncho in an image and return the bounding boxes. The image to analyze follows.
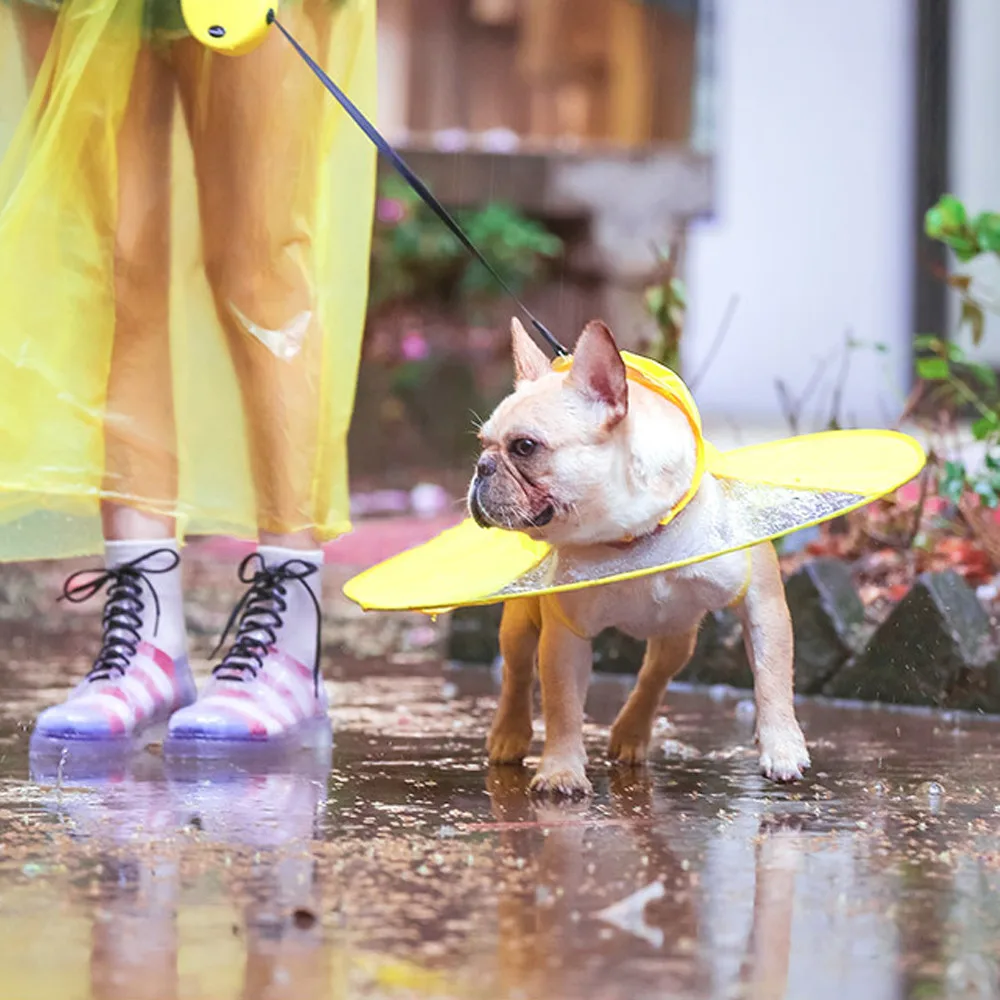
[344,353,926,613]
[0,0,376,560]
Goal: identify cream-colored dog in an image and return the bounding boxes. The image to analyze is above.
[470,318,810,797]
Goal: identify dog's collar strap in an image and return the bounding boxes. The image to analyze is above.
[605,522,665,550]
[551,352,708,542]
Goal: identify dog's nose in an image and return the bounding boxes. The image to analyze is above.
[476,454,498,478]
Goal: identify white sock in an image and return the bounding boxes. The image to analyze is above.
[104,539,188,666]
[257,545,324,670]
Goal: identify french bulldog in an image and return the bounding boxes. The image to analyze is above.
[470,318,810,797]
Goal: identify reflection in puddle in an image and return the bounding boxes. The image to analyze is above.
[0,660,999,998]
[25,746,333,1000]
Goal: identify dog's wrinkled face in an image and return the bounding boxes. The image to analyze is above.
[468,318,697,547]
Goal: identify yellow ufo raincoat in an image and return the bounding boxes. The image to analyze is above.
[344,353,926,613]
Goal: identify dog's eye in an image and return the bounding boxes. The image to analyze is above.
[509,438,538,459]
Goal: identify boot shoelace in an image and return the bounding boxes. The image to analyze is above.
[212,553,322,696]
[60,548,180,682]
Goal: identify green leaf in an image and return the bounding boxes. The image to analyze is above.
[925,194,968,237]
[974,212,1000,253]
[914,334,944,352]
[916,357,951,381]
[914,335,966,362]
[946,340,969,362]
[940,460,968,504]
[925,196,979,257]
[961,300,986,345]
[952,238,983,262]
[965,361,997,390]
[972,414,1000,440]
[974,480,1000,507]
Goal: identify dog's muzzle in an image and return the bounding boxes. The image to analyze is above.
[469,478,490,528]
[469,477,554,530]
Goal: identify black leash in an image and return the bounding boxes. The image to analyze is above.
[266,10,569,358]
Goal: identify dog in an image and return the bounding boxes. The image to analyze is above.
[469,318,810,797]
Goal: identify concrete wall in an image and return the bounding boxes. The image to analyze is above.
[684,0,917,431]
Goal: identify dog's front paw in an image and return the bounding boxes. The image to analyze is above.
[530,754,592,798]
[608,719,651,766]
[487,719,533,765]
[757,722,811,783]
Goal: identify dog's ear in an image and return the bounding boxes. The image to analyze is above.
[511,318,551,384]
[567,320,628,427]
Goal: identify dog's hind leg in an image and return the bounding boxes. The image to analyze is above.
[487,597,541,765]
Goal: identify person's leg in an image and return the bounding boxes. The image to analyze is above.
[20,20,194,743]
[15,1,179,541]
[12,1,56,79]
[100,42,178,541]
[165,5,334,747]
[171,2,332,549]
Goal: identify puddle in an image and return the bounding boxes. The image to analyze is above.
[2,634,1000,998]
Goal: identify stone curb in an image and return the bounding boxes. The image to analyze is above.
[445,562,1000,711]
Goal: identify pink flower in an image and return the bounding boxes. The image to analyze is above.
[924,496,949,517]
[400,330,430,361]
[376,198,406,224]
[893,481,948,515]
[894,481,922,506]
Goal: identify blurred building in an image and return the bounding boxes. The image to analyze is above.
[375,1,987,433]
[377,0,704,147]
[375,0,713,395]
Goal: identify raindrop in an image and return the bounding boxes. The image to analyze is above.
[917,781,946,813]
[56,748,68,792]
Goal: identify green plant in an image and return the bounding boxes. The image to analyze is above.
[920,194,1000,507]
[924,193,997,343]
[642,243,686,372]
[369,177,562,313]
[914,333,1000,506]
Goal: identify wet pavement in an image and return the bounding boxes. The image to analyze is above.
[4,633,1000,998]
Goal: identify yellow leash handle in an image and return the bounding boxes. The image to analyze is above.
[180,0,273,55]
